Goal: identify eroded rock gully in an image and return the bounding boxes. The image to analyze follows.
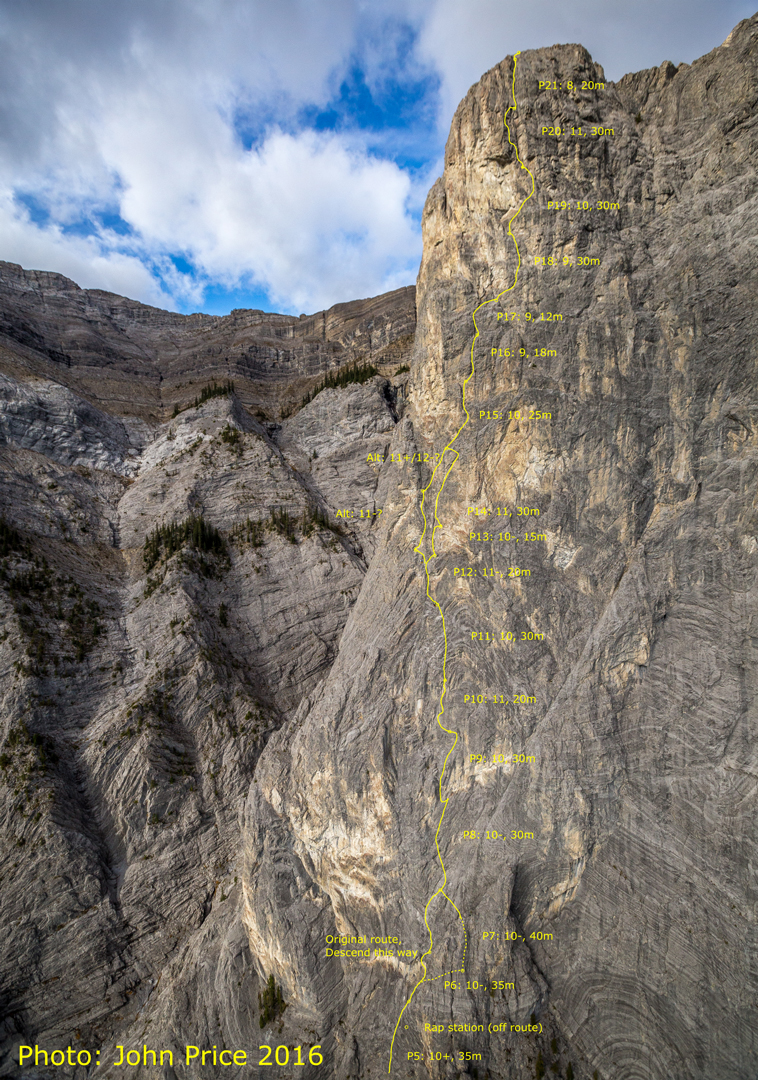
[1,15,757,1080]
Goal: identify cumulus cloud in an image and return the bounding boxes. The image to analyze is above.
[0,0,751,313]
[418,0,755,133]
[0,192,181,308]
[0,0,425,311]
[115,123,419,312]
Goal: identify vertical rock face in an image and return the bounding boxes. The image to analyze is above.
[1,16,757,1080]
[243,16,758,1080]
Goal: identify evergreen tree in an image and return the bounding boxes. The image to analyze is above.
[302,361,378,407]
[144,515,225,572]
[258,972,286,1028]
[193,380,235,409]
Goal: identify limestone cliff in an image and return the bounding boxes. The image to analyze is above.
[1,14,758,1080]
[0,279,410,1077]
[243,16,758,1080]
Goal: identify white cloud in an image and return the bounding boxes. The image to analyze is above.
[0,0,751,312]
[0,112,419,313]
[418,0,755,133]
[110,118,420,311]
[0,191,178,308]
[0,0,422,311]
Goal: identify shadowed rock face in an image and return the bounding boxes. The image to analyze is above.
[0,277,410,1077]
[1,15,757,1080]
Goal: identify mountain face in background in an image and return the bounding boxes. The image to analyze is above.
[1,14,757,1080]
[0,269,415,423]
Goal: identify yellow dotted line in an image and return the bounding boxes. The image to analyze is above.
[388,52,535,1074]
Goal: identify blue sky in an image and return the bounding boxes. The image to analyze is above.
[0,0,752,316]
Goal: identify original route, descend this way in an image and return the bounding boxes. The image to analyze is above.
[388,51,536,1074]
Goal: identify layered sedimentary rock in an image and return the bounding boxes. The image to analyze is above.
[1,13,758,1080]
[0,264,415,421]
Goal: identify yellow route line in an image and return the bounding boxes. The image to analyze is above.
[388,52,535,1074]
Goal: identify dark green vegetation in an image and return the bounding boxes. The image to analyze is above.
[0,720,58,775]
[258,974,286,1029]
[230,517,265,548]
[0,526,103,673]
[195,380,234,408]
[231,507,342,550]
[0,717,59,835]
[269,507,299,544]
[172,380,235,417]
[301,361,378,407]
[300,505,339,537]
[0,515,27,558]
[144,515,226,573]
[270,505,342,543]
[220,424,241,452]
